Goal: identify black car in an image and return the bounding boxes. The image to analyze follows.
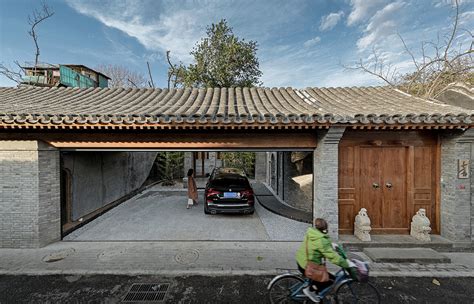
[204,167,255,215]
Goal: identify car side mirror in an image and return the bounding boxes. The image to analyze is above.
[205,173,210,177]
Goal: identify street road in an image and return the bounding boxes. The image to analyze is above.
[1,275,473,303]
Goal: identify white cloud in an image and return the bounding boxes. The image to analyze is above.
[319,11,344,31]
[62,0,380,88]
[459,10,474,25]
[318,68,383,87]
[259,41,330,87]
[304,36,321,47]
[66,1,205,62]
[66,0,307,65]
[347,0,389,26]
[259,40,381,88]
[433,0,472,7]
[356,1,406,51]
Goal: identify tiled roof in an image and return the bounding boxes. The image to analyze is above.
[0,86,472,130]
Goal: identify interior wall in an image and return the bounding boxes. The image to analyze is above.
[62,151,157,220]
[264,151,313,212]
[282,152,313,212]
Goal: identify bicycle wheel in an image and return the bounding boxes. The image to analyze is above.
[268,275,306,304]
[335,281,380,304]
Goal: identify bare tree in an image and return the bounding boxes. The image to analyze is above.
[345,0,473,99]
[0,1,54,85]
[28,1,54,67]
[95,64,148,88]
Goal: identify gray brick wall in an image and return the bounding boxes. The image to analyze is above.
[0,141,60,248]
[472,142,474,243]
[38,147,61,247]
[440,129,474,242]
[313,127,346,239]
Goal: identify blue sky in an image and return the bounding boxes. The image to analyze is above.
[0,0,473,88]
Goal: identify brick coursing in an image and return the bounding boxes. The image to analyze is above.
[0,141,60,248]
[440,129,474,242]
[471,142,474,243]
[313,127,346,240]
[38,149,61,247]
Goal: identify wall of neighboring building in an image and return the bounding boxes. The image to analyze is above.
[254,152,266,182]
[183,152,222,178]
[62,151,156,220]
[268,152,278,191]
[0,141,60,248]
[435,85,473,110]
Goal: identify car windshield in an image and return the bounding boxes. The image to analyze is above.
[216,167,245,176]
[209,174,250,190]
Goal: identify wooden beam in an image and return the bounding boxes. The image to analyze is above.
[0,131,318,150]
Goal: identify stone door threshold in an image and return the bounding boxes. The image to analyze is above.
[339,234,472,252]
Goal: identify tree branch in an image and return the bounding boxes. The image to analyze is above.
[0,63,23,84]
[28,1,54,67]
[444,0,459,63]
[345,0,471,99]
[343,48,396,87]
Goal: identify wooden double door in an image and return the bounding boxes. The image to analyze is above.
[360,147,408,232]
[338,131,439,234]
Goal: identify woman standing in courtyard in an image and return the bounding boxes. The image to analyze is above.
[187,169,198,209]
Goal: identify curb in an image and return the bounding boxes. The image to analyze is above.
[370,271,474,278]
[1,269,473,278]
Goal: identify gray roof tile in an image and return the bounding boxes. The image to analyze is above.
[0,86,472,128]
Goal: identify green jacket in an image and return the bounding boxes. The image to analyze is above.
[296,227,349,269]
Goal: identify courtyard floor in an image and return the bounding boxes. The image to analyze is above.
[64,185,310,241]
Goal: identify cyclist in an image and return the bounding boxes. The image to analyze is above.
[295,218,355,302]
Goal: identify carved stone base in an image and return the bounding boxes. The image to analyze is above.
[355,228,371,242]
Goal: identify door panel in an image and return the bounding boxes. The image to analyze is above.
[381,147,408,230]
[359,147,383,228]
[413,146,437,233]
[338,146,357,231]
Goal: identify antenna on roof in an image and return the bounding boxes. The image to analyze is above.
[146,61,155,88]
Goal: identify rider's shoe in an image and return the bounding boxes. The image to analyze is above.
[303,286,321,303]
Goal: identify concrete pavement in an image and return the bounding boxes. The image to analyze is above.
[64,186,309,241]
[1,240,474,278]
[3,185,474,279]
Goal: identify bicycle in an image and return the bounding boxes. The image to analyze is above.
[267,245,380,303]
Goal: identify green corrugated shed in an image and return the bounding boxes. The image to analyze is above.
[98,75,108,88]
[59,65,97,88]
